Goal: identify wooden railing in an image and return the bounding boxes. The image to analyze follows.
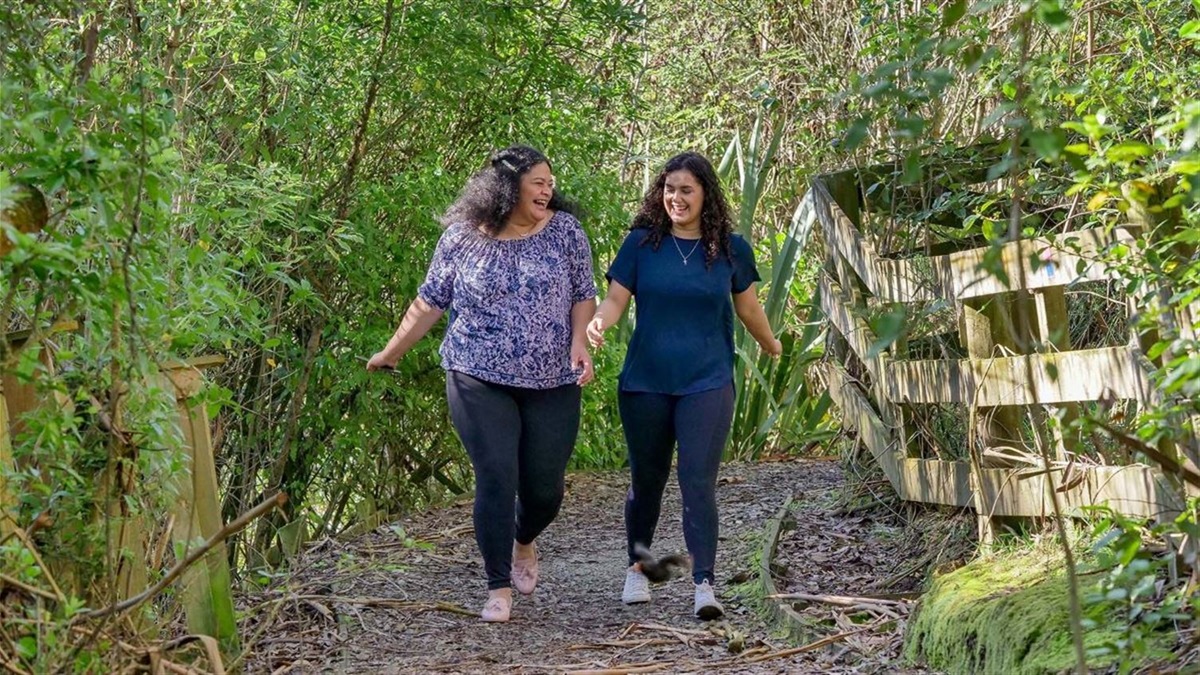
[0,333,237,649]
[812,162,1196,541]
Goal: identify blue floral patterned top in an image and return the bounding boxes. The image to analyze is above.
[418,211,597,389]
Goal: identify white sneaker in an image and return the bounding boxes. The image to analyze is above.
[622,567,651,604]
[694,580,724,620]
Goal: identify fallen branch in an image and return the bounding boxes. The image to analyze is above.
[76,493,286,622]
[566,662,674,675]
[567,639,677,651]
[766,592,908,607]
[276,595,475,618]
[738,626,876,664]
[7,522,66,604]
[0,572,59,602]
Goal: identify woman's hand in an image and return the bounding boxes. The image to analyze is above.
[586,316,607,348]
[366,351,398,372]
[571,340,594,386]
[762,338,783,358]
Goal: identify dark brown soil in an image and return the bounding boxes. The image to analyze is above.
[239,458,941,674]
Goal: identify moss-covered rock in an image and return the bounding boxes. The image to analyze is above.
[904,544,1170,674]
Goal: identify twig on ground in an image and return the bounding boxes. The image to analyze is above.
[766,592,908,607]
[0,573,59,602]
[567,639,676,651]
[277,595,476,617]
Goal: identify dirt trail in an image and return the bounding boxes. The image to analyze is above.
[242,459,935,674]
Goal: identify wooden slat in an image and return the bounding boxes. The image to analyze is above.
[818,276,879,377]
[875,228,1133,303]
[893,457,1183,520]
[978,465,1184,520]
[814,172,1136,304]
[825,364,902,492]
[886,346,1155,406]
[898,458,972,507]
[814,181,883,293]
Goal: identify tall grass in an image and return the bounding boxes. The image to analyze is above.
[719,110,834,459]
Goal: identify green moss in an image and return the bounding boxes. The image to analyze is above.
[904,544,1171,675]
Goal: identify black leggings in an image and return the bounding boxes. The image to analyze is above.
[619,383,734,585]
[446,371,581,590]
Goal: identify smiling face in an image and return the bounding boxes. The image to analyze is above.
[663,169,704,232]
[509,162,555,227]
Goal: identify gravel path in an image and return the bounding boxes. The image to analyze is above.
[241,459,937,674]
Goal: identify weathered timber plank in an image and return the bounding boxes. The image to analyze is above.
[825,363,902,492]
[898,458,972,507]
[818,276,877,372]
[814,180,882,294]
[886,346,1155,406]
[878,228,1135,303]
[978,465,1184,520]
[815,173,1135,304]
[893,457,1182,520]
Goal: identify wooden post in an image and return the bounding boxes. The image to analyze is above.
[1032,287,1081,462]
[162,357,239,653]
[958,301,1005,545]
[0,383,13,539]
[960,297,1024,465]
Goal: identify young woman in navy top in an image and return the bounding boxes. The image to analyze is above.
[588,151,781,620]
[368,145,597,622]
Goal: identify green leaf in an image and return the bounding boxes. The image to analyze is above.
[16,636,36,659]
[942,0,967,28]
[1036,0,1071,29]
[1106,141,1153,163]
[1027,128,1066,160]
[843,118,871,151]
[1181,20,1200,40]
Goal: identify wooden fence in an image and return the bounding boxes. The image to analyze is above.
[0,335,238,650]
[812,161,1198,542]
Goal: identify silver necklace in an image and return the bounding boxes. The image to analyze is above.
[672,234,701,265]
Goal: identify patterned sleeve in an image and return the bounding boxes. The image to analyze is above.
[567,216,598,304]
[605,230,643,293]
[417,226,459,311]
[730,234,762,294]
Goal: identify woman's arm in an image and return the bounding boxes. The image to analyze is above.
[570,297,598,385]
[366,297,445,370]
[587,281,633,348]
[733,284,782,357]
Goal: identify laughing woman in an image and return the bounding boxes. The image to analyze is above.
[367,145,597,622]
[587,151,781,620]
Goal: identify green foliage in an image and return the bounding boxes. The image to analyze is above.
[1,0,646,665]
[1083,504,1200,672]
[716,108,833,459]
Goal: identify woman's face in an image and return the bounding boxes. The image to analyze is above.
[512,162,555,226]
[663,169,703,231]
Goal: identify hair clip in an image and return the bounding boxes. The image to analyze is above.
[493,158,518,173]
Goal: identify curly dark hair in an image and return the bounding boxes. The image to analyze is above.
[631,151,734,268]
[441,144,578,235]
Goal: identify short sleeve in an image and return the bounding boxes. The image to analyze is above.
[730,235,762,294]
[566,217,597,304]
[417,227,460,311]
[605,230,645,293]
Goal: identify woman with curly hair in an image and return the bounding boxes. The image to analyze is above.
[587,151,781,620]
[367,145,597,622]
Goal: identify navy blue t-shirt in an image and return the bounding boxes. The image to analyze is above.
[606,229,761,395]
